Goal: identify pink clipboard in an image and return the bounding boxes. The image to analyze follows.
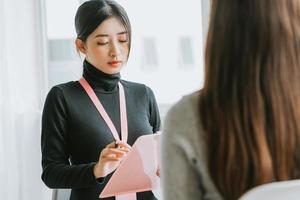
[99,133,161,198]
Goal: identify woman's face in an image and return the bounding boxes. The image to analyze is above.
[77,17,129,74]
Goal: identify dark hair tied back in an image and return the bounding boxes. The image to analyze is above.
[75,0,131,55]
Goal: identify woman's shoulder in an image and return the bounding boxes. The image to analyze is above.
[166,90,201,123]
[164,90,203,154]
[47,81,81,95]
[120,79,147,89]
[120,80,155,96]
[164,91,224,199]
[44,81,82,104]
[50,81,79,91]
[163,90,203,151]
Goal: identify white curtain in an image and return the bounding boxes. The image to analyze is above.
[0,0,51,200]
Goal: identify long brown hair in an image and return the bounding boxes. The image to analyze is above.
[200,0,300,199]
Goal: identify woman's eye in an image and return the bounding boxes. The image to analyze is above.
[97,42,108,45]
[119,40,128,43]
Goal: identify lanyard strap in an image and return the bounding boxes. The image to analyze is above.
[80,77,136,200]
[79,77,128,143]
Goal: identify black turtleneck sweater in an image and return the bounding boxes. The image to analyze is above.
[41,60,161,200]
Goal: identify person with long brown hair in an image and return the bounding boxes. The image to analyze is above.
[161,0,300,199]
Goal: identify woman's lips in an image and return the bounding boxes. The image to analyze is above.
[108,61,122,68]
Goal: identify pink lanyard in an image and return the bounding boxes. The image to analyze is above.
[79,77,136,200]
[79,77,128,142]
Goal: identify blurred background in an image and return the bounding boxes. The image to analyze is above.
[0,0,210,199]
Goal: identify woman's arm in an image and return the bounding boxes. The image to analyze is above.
[146,86,161,133]
[41,86,99,189]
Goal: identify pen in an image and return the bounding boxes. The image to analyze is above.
[114,141,119,148]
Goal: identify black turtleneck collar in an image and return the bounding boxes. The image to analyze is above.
[82,59,121,93]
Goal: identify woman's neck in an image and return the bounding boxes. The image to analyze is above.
[82,59,121,92]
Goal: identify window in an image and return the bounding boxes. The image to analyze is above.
[178,36,195,68]
[141,37,159,71]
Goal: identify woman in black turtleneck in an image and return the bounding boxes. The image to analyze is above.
[41,1,161,200]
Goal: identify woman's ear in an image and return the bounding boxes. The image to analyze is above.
[75,38,86,54]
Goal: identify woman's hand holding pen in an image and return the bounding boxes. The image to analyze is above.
[93,141,131,178]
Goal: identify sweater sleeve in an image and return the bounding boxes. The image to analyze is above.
[145,86,161,133]
[41,86,100,189]
[161,102,203,200]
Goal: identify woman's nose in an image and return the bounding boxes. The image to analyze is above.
[109,42,121,58]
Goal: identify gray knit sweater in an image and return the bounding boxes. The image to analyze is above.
[161,91,223,200]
